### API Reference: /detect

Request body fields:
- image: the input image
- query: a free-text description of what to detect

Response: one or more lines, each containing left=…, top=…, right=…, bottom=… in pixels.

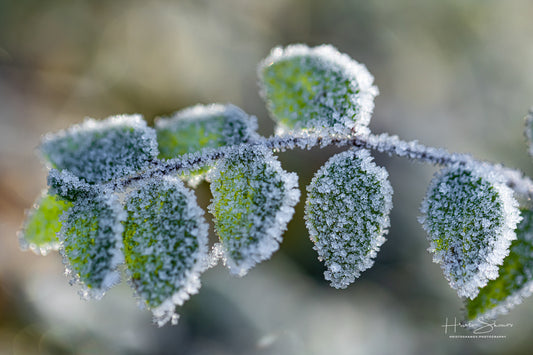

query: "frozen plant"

left=19, top=44, right=533, bottom=328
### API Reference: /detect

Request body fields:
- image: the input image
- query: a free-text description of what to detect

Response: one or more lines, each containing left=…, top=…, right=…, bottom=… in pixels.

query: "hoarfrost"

left=208, top=145, right=300, bottom=276
left=305, top=148, right=393, bottom=288
left=123, top=176, right=209, bottom=326
left=155, top=103, right=258, bottom=157
left=59, top=192, right=126, bottom=300
left=362, top=133, right=472, bottom=166
left=258, top=44, right=378, bottom=135
left=466, top=209, right=533, bottom=327
left=155, top=104, right=259, bottom=186
left=419, top=163, right=521, bottom=299
left=40, top=114, right=158, bottom=184
left=18, top=190, right=72, bottom=255
left=206, top=242, right=226, bottom=269
left=47, top=169, right=97, bottom=201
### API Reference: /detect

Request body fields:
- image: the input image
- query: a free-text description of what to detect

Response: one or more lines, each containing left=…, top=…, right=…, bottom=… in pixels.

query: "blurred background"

left=2, top=0, right=533, bottom=354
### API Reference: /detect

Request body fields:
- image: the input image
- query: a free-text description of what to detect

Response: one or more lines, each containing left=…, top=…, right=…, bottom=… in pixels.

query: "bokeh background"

left=2, top=0, right=533, bottom=354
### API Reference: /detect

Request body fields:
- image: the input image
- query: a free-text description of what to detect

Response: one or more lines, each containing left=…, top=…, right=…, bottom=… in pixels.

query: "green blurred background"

left=2, top=0, right=533, bottom=354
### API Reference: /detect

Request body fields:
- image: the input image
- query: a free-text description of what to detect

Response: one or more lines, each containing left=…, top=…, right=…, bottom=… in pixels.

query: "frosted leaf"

left=60, top=193, right=125, bottom=300
left=525, top=108, right=533, bottom=158
left=47, top=169, right=97, bottom=201
left=40, top=114, right=158, bottom=184
left=465, top=209, right=533, bottom=327
left=156, top=103, right=258, bottom=158
left=18, top=190, right=72, bottom=255
left=123, top=176, right=209, bottom=327
left=305, top=148, right=393, bottom=289
left=258, top=44, right=378, bottom=135
left=208, top=145, right=300, bottom=276
left=419, top=164, right=521, bottom=299
left=155, top=104, right=259, bottom=186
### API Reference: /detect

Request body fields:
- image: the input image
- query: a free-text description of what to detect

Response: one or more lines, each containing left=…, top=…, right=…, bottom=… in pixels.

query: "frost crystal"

left=18, top=190, right=72, bottom=255
left=466, top=209, right=533, bottom=327
left=156, top=103, right=258, bottom=159
left=419, top=164, right=521, bottom=299
left=258, top=44, right=378, bottom=135
left=60, top=192, right=125, bottom=300
left=40, top=114, right=158, bottom=184
left=208, top=145, right=300, bottom=276
left=47, top=169, right=97, bottom=201
left=155, top=104, right=258, bottom=186
left=363, top=132, right=472, bottom=166
left=123, top=176, right=209, bottom=326
left=305, top=148, right=393, bottom=288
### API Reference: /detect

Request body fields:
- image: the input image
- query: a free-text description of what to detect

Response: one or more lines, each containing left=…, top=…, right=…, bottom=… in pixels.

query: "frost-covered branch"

left=108, top=131, right=533, bottom=200
left=20, top=43, right=533, bottom=329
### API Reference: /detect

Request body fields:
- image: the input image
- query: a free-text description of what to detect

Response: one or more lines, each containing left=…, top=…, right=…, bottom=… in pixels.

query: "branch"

left=106, top=131, right=533, bottom=200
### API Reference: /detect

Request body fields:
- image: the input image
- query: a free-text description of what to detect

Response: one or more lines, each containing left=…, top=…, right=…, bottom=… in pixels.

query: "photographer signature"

left=442, top=317, right=513, bottom=335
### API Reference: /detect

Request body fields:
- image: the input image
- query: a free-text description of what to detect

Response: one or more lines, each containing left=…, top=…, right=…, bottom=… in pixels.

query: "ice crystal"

left=40, top=114, right=158, bottom=184
left=208, top=145, right=300, bottom=276
left=18, top=190, right=72, bottom=255
left=156, top=103, right=258, bottom=158
left=466, top=209, right=533, bottom=327
left=60, top=193, right=125, bottom=300
left=362, top=132, right=472, bottom=166
left=47, top=169, right=97, bottom=201
left=258, top=44, right=378, bottom=135
left=305, top=148, right=393, bottom=288
left=123, top=176, right=209, bottom=326
left=155, top=104, right=258, bottom=186
left=419, top=164, right=521, bottom=299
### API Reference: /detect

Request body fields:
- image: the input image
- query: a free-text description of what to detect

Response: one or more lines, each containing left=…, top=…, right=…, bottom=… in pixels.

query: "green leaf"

left=465, top=209, right=533, bottom=327
left=156, top=104, right=258, bottom=159
left=419, top=164, right=521, bottom=299
left=40, top=114, right=158, bottom=184
left=258, top=44, right=378, bottom=135
left=19, top=191, right=72, bottom=255
left=60, top=193, right=125, bottom=299
left=305, top=149, right=393, bottom=289
left=208, top=146, right=300, bottom=276
left=155, top=104, right=258, bottom=186
left=123, top=176, right=209, bottom=326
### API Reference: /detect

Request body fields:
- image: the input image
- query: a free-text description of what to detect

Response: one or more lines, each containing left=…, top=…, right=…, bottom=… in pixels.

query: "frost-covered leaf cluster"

left=305, top=148, right=393, bottom=288
left=466, top=209, right=533, bottom=327
left=20, top=101, right=295, bottom=326
left=60, top=192, right=125, bottom=300
left=123, top=177, right=209, bottom=326
left=18, top=42, right=533, bottom=329
left=208, top=146, right=300, bottom=276
left=259, top=44, right=378, bottom=135
left=40, top=114, right=158, bottom=184
left=420, top=164, right=521, bottom=299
